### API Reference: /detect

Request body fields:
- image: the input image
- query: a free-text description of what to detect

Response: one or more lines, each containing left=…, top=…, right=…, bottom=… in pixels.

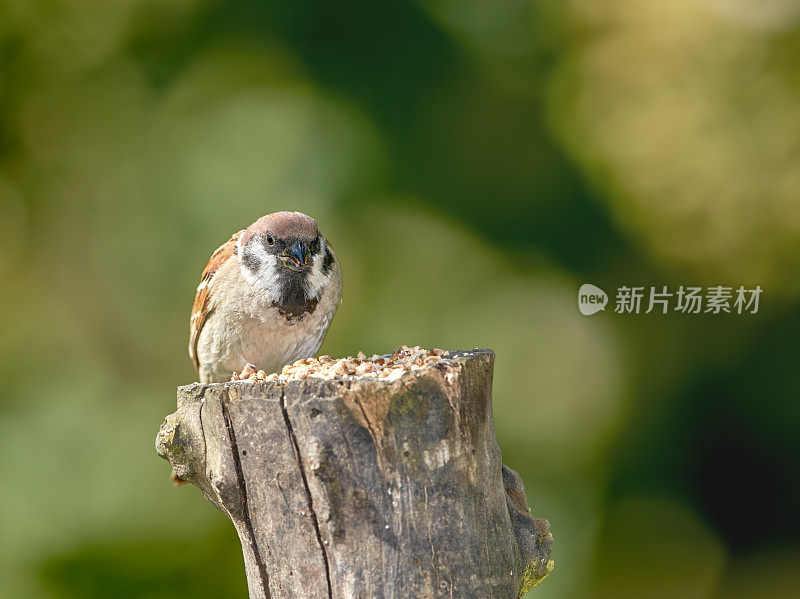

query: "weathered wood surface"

left=156, top=349, right=553, bottom=598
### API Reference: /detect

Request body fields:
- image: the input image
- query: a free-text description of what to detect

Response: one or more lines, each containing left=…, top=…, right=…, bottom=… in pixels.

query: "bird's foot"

left=231, top=363, right=269, bottom=382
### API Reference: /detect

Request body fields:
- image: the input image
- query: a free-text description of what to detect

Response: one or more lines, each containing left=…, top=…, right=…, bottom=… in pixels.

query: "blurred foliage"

left=0, top=1, right=799, bottom=598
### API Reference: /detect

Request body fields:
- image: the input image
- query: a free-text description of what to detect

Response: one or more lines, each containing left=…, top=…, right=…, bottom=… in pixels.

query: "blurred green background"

left=2, top=0, right=799, bottom=597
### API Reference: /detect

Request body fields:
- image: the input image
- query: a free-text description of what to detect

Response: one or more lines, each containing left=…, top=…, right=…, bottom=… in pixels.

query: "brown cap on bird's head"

left=245, top=211, right=319, bottom=243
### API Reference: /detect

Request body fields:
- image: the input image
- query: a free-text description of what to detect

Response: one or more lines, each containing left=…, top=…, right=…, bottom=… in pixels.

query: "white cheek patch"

left=304, top=245, right=333, bottom=300
left=238, top=236, right=280, bottom=294
left=258, top=258, right=280, bottom=294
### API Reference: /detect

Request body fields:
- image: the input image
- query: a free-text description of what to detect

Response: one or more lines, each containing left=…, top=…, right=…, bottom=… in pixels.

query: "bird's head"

left=237, top=212, right=336, bottom=314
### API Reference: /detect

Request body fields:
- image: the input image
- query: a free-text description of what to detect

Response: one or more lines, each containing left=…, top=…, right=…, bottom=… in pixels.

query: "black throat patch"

left=273, top=271, right=319, bottom=321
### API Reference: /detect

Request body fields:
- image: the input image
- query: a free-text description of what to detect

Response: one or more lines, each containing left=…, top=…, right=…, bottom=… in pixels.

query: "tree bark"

left=156, top=349, right=553, bottom=598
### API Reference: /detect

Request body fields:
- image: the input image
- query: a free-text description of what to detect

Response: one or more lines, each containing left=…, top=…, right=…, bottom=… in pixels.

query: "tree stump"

left=156, top=349, right=553, bottom=598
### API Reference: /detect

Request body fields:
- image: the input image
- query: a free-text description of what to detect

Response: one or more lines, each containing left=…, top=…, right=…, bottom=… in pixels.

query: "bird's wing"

left=189, top=230, right=243, bottom=372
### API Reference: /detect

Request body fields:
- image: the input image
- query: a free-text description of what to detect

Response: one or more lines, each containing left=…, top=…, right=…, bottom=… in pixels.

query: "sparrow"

left=189, top=211, right=342, bottom=383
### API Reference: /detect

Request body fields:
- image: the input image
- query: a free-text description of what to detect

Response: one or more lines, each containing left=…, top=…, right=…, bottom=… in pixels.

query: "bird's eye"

left=266, top=234, right=275, bottom=247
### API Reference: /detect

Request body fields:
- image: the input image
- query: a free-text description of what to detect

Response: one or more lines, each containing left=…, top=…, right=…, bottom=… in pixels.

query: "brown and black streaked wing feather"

left=189, top=230, right=243, bottom=372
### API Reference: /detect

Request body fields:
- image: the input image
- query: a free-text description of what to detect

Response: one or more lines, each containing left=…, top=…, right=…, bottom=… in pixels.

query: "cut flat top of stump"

left=178, top=347, right=494, bottom=395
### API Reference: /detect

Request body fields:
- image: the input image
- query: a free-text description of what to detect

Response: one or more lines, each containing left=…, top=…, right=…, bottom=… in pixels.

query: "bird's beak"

left=281, top=240, right=309, bottom=272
